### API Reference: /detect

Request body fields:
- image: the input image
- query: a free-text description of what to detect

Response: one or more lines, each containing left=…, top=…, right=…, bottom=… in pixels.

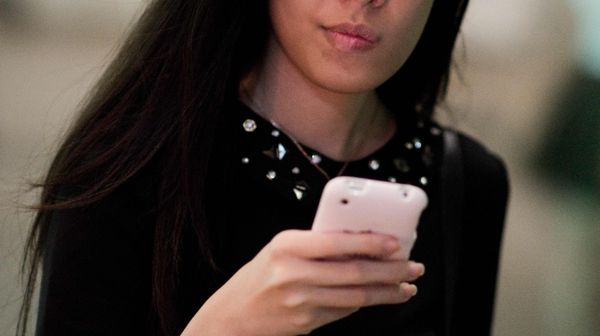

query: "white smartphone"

left=311, top=176, right=429, bottom=259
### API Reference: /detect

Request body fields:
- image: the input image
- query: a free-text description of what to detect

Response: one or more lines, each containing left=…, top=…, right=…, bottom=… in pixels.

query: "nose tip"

left=342, top=0, right=387, bottom=9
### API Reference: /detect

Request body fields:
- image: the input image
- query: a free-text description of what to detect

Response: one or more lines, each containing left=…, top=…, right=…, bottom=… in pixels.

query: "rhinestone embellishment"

left=413, top=138, right=423, bottom=149
left=369, top=159, right=380, bottom=171
left=243, top=119, right=257, bottom=132
left=293, top=189, right=305, bottom=200
left=238, top=104, right=437, bottom=195
left=276, top=144, right=287, bottom=160
left=293, top=181, right=309, bottom=200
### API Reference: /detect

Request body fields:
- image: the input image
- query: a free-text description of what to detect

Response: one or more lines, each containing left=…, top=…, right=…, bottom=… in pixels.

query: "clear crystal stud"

left=405, top=142, right=414, bottom=150
left=413, top=138, right=422, bottom=149
left=311, top=154, right=322, bottom=164
left=292, top=167, right=300, bottom=174
left=276, top=143, right=287, bottom=160
left=369, top=159, right=380, bottom=171
left=271, top=129, right=280, bottom=137
left=388, top=177, right=397, bottom=183
left=241, top=157, right=250, bottom=164
left=430, top=127, right=442, bottom=136
left=266, top=170, right=277, bottom=180
left=243, top=119, right=257, bottom=132
left=420, top=176, right=428, bottom=186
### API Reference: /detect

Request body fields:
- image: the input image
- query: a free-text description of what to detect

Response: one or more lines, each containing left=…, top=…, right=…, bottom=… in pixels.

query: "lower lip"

left=324, top=29, right=377, bottom=52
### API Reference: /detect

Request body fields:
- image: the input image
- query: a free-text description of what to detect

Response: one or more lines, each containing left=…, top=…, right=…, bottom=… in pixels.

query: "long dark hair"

left=19, top=0, right=469, bottom=334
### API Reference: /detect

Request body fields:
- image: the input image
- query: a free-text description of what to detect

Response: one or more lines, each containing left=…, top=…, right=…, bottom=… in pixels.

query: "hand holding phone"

left=311, top=176, right=428, bottom=259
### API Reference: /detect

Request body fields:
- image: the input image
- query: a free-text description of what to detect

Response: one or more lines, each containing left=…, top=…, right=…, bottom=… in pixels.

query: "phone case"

left=311, top=176, right=428, bottom=259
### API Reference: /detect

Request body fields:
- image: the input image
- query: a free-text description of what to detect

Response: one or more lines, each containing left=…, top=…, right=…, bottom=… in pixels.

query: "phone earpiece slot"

left=346, top=179, right=366, bottom=191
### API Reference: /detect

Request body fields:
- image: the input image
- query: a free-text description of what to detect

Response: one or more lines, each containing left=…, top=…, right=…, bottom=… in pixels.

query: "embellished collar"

left=231, top=99, right=443, bottom=203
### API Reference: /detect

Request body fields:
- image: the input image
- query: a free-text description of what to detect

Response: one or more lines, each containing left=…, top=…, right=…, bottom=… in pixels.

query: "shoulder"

left=440, top=129, right=510, bottom=336
left=436, top=126, right=510, bottom=226
left=453, top=129, right=510, bottom=200
left=444, top=128, right=510, bottom=235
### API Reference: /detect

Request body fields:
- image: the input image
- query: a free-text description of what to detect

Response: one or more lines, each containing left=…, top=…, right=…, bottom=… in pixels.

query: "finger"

left=407, top=262, right=426, bottom=280
left=271, top=230, right=403, bottom=260
left=308, top=283, right=418, bottom=308
left=294, top=258, right=424, bottom=286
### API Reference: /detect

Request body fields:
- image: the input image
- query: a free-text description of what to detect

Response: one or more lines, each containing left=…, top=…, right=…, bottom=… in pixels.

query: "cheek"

left=269, top=1, right=316, bottom=51
left=383, top=1, right=434, bottom=71
left=270, top=2, right=345, bottom=88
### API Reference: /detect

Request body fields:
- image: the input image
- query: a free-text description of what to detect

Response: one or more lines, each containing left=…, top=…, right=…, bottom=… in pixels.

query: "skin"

left=183, top=1, right=433, bottom=335
left=241, top=0, right=434, bottom=161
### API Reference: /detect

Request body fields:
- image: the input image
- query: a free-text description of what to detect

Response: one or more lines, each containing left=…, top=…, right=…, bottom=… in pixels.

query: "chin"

left=313, top=71, right=390, bottom=94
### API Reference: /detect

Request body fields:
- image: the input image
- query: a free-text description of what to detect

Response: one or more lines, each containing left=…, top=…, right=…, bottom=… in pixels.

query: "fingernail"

left=410, top=284, right=418, bottom=296
left=408, top=262, right=426, bottom=277
left=400, top=283, right=418, bottom=297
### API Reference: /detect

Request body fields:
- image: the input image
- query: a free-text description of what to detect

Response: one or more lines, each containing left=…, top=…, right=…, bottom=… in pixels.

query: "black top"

left=36, top=100, right=509, bottom=335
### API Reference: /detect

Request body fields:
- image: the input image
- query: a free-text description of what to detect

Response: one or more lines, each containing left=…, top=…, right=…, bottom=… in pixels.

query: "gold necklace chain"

left=268, top=107, right=378, bottom=181
left=285, top=132, right=350, bottom=181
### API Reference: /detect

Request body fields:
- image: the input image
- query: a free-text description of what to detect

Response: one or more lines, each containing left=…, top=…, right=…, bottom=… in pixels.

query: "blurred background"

left=0, top=0, right=598, bottom=335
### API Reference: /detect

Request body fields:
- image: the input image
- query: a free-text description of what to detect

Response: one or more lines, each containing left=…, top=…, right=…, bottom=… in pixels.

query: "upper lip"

left=324, top=23, right=380, bottom=44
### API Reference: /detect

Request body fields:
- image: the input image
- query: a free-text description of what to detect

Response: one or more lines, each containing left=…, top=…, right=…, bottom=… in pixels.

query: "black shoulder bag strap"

left=441, top=129, right=465, bottom=336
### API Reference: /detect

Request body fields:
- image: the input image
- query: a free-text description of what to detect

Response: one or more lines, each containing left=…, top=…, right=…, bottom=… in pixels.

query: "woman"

left=19, top=0, right=509, bottom=335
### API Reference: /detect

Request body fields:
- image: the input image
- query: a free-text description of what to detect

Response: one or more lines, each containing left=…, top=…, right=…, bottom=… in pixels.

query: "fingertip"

left=410, top=284, right=418, bottom=296
left=400, top=282, right=418, bottom=297
left=408, top=262, right=426, bottom=278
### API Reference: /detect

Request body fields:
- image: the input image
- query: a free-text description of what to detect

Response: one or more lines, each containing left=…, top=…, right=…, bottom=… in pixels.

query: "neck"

left=240, top=35, right=396, bottom=162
